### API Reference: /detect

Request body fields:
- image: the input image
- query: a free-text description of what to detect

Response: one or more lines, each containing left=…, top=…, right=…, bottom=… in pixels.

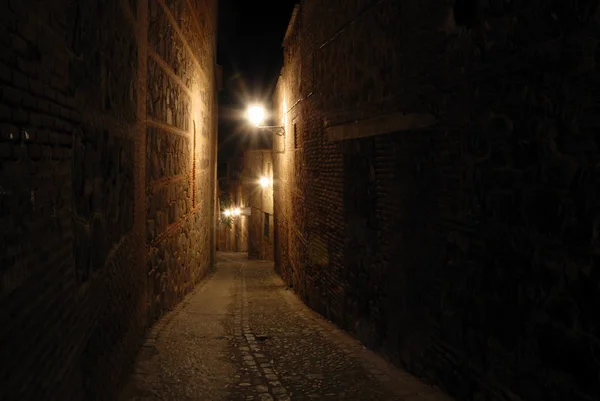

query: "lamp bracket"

left=257, top=125, right=285, bottom=136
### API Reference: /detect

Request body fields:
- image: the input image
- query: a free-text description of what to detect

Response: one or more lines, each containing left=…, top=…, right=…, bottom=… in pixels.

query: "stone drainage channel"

left=120, top=253, right=453, bottom=401
left=233, top=264, right=290, bottom=401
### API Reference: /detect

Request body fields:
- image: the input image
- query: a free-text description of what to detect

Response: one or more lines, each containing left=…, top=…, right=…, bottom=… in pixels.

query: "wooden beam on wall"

left=325, top=111, right=437, bottom=142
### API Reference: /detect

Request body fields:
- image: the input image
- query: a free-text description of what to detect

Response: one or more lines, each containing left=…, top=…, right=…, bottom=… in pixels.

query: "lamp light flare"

left=233, top=208, right=241, bottom=216
left=259, top=176, right=272, bottom=188
left=247, top=105, right=265, bottom=126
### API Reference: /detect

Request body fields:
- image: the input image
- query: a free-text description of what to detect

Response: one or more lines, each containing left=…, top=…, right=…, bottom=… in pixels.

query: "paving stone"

left=121, top=253, right=452, bottom=401
left=272, top=386, right=287, bottom=395
left=255, top=385, right=269, bottom=393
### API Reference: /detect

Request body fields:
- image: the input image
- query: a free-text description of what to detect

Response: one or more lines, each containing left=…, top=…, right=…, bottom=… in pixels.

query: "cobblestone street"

left=120, top=253, right=452, bottom=401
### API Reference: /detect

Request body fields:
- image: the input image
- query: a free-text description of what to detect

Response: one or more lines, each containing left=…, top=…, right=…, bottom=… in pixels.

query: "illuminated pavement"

left=120, top=252, right=452, bottom=401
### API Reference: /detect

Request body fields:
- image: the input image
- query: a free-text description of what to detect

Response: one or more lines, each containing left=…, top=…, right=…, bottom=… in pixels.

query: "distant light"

left=247, top=105, right=265, bottom=126
left=223, top=209, right=232, bottom=217
left=233, top=208, right=241, bottom=216
left=259, top=176, right=271, bottom=188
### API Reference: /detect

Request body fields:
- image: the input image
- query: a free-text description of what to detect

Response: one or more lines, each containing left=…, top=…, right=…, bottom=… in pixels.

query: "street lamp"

left=247, top=105, right=265, bottom=126
left=259, top=176, right=272, bottom=188
left=223, top=208, right=241, bottom=217
left=246, top=105, right=285, bottom=136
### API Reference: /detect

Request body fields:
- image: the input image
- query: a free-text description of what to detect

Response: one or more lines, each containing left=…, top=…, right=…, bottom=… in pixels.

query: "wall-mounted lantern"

left=246, top=105, right=285, bottom=136
left=259, top=176, right=272, bottom=188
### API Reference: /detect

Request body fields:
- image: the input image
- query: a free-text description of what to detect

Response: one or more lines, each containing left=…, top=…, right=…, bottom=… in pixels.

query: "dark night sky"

left=216, top=0, right=297, bottom=172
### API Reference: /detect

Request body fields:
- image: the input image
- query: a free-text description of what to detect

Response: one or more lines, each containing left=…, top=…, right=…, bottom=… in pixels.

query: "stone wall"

left=0, top=0, right=218, bottom=399
left=243, top=149, right=274, bottom=261
left=274, top=1, right=600, bottom=400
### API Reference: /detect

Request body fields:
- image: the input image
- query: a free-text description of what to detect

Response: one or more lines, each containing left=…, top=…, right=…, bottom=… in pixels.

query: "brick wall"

left=243, top=149, right=274, bottom=261
left=274, top=1, right=600, bottom=400
left=0, top=0, right=218, bottom=399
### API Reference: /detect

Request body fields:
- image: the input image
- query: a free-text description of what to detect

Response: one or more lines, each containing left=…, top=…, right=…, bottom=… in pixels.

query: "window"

left=293, top=123, right=301, bottom=149
left=264, top=212, right=270, bottom=237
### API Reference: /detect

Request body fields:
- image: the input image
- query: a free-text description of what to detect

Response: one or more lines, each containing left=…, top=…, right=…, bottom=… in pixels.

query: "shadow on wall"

left=271, top=0, right=600, bottom=400
left=0, top=0, right=218, bottom=399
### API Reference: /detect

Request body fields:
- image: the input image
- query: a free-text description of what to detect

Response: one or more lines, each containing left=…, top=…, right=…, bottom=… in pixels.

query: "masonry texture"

left=273, top=1, right=600, bottom=401
left=121, top=252, right=452, bottom=401
left=242, top=149, right=274, bottom=261
left=0, top=0, right=218, bottom=400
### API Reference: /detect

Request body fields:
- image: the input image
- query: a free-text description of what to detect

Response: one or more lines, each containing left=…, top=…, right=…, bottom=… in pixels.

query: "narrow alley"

left=3, top=0, right=600, bottom=400
left=120, top=253, right=450, bottom=401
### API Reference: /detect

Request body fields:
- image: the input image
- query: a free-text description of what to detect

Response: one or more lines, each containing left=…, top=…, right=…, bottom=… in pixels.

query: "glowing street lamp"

left=247, top=105, right=265, bottom=126
left=246, top=104, right=285, bottom=136
left=223, top=208, right=242, bottom=217
left=259, top=176, right=272, bottom=188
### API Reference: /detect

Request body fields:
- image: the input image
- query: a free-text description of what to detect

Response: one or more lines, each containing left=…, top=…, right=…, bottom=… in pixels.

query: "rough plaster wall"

left=0, top=0, right=217, bottom=399
left=244, top=150, right=274, bottom=261
left=274, top=1, right=600, bottom=400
